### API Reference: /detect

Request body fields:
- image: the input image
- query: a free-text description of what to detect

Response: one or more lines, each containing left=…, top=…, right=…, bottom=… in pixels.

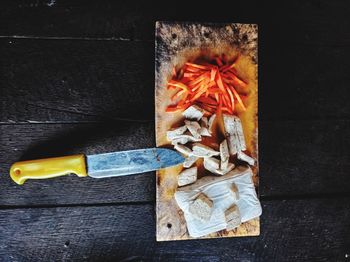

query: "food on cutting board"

left=165, top=57, right=259, bottom=236
left=178, top=166, right=197, bottom=186
left=189, top=193, right=213, bottom=221
left=225, top=204, right=241, bottom=230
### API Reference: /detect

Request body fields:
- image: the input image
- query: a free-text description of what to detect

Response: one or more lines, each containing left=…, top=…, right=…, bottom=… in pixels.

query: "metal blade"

left=86, top=148, right=184, bottom=178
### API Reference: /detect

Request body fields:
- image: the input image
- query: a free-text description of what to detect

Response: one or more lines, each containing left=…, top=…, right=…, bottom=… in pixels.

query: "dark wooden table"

left=1, top=1, right=349, bottom=261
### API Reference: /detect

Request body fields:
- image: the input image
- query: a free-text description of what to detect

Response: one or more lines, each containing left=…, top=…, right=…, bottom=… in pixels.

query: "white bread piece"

left=192, top=143, right=220, bottom=158
left=237, top=151, right=255, bottom=166
left=174, top=144, right=192, bottom=156
left=189, top=193, right=213, bottom=221
left=185, top=120, right=201, bottom=139
left=178, top=167, right=197, bottom=186
left=171, top=134, right=201, bottom=145
left=166, top=125, right=187, bottom=141
left=220, top=139, right=230, bottom=170
left=208, top=113, right=216, bottom=134
left=214, top=163, right=235, bottom=176
left=204, top=157, right=234, bottom=176
left=223, top=114, right=246, bottom=155
left=225, top=204, right=241, bottom=230
left=183, top=155, right=199, bottom=168
left=199, top=127, right=211, bottom=137
left=182, top=105, right=205, bottom=120
left=203, top=157, right=220, bottom=172
left=231, top=183, right=240, bottom=201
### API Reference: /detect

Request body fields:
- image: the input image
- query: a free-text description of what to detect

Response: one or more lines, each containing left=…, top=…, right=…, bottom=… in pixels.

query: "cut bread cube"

left=178, top=167, right=197, bottom=186
left=182, top=105, right=204, bottom=120
left=220, top=139, right=230, bottom=170
left=171, top=134, right=201, bottom=145
left=185, top=120, right=201, bottom=139
left=203, top=157, right=220, bottom=172
left=225, top=204, right=241, bottom=230
left=237, top=151, right=255, bottom=166
left=174, top=144, right=192, bottom=156
left=189, top=193, right=213, bottom=221
left=223, top=114, right=246, bottom=155
left=192, top=143, right=220, bottom=157
left=166, top=125, right=187, bottom=141
left=199, top=127, right=211, bottom=137
left=183, top=155, right=199, bottom=168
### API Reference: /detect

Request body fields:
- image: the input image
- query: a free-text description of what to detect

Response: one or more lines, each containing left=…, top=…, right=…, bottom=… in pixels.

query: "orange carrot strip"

left=185, top=62, right=210, bottom=70
left=168, top=80, right=191, bottom=92
left=166, top=106, right=181, bottom=112
left=210, top=68, right=217, bottom=81
left=226, top=87, right=235, bottom=112
left=172, top=67, right=177, bottom=77
left=228, top=84, right=246, bottom=111
left=171, top=89, right=186, bottom=101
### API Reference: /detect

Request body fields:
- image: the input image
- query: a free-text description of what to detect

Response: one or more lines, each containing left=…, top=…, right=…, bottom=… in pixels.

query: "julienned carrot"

left=166, top=56, right=247, bottom=115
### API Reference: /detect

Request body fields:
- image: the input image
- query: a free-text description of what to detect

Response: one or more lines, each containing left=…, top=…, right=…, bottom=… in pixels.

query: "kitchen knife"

left=9, top=148, right=185, bottom=185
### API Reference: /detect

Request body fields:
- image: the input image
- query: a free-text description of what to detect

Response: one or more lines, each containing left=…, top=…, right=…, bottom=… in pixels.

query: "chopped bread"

left=220, top=139, right=230, bottom=170
left=178, top=167, right=197, bottom=186
left=166, top=125, right=187, bottom=141
left=225, top=204, right=241, bottom=230
left=231, top=183, right=240, bottom=201
left=203, top=157, right=220, bottom=172
left=185, top=120, right=201, bottom=139
left=174, top=144, right=192, bottom=156
left=182, top=105, right=205, bottom=120
left=223, top=114, right=246, bottom=155
left=192, top=143, right=220, bottom=158
left=171, top=134, right=201, bottom=145
left=199, top=127, right=211, bottom=137
left=208, top=113, right=216, bottom=134
left=189, top=193, right=213, bottom=221
left=237, top=151, right=255, bottom=166
left=214, top=163, right=235, bottom=176
left=183, top=155, right=199, bottom=168
left=203, top=157, right=234, bottom=176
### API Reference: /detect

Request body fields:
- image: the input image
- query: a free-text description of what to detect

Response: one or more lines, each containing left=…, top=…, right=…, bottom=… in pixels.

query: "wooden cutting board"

left=155, top=22, right=258, bottom=241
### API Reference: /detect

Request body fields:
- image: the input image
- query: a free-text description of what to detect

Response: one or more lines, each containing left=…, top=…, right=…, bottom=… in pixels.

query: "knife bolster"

left=10, top=154, right=88, bottom=185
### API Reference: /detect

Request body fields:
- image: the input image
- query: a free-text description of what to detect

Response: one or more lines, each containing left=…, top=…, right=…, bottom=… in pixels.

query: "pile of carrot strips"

left=166, top=54, right=247, bottom=116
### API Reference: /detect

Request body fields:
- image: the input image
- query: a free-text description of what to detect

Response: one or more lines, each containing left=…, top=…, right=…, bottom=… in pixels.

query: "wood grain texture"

left=1, top=120, right=349, bottom=206
left=1, top=0, right=350, bottom=46
left=0, top=198, right=349, bottom=261
left=1, top=39, right=350, bottom=124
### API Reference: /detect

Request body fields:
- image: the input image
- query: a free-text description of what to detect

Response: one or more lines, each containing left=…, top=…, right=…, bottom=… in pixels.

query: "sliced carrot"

left=228, top=84, right=246, bottom=111
left=185, top=62, right=210, bottom=70
left=215, top=57, right=223, bottom=67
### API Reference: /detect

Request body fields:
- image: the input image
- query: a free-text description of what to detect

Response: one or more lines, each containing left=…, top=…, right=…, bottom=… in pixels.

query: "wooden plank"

left=1, top=120, right=349, bottom=205
left=0, top=198, right=349, bottom=261
left=0, top=0, right=350, bottom=45
left=1, top=39, right=350, bottom=123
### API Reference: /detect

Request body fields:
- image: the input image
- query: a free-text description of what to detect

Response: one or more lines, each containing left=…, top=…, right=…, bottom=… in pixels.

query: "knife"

left=9, top=148, right=185, bottom=185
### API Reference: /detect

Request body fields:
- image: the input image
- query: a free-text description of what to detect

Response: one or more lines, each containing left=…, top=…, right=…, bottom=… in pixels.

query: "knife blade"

left=10, top=148, right=185, bottom=185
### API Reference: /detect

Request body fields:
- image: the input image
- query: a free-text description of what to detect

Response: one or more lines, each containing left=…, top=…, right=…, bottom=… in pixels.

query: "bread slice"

left=225, top=204, right=241, bottom=230
left=189, top=193, right=213, bottom=221
left=178, top=167, right=197, bottom=186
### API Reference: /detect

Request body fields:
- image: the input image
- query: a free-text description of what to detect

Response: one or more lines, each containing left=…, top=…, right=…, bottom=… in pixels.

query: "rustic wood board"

left=155, top=22, right=258, bottom=241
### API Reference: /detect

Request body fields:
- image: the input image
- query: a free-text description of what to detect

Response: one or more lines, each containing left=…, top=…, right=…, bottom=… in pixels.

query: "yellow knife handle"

left=10, top=154, right=88, bottom=185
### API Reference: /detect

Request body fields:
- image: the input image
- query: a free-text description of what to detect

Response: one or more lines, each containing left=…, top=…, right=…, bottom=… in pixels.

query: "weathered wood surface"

left=0, top=120, right=349, bottom=206
left=0, top=198, right=349, bottom=261
left=1, top=0, right=350, bottom=46
left=1, top=39, right=350, bottom=123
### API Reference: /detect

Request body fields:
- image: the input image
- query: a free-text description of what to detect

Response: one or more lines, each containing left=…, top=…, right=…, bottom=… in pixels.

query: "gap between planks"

left=1, top=193, right=349, bottom=210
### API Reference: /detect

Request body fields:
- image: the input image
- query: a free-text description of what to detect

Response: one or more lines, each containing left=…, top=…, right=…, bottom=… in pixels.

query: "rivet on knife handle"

left=9, top=154, right=88, bottom=185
